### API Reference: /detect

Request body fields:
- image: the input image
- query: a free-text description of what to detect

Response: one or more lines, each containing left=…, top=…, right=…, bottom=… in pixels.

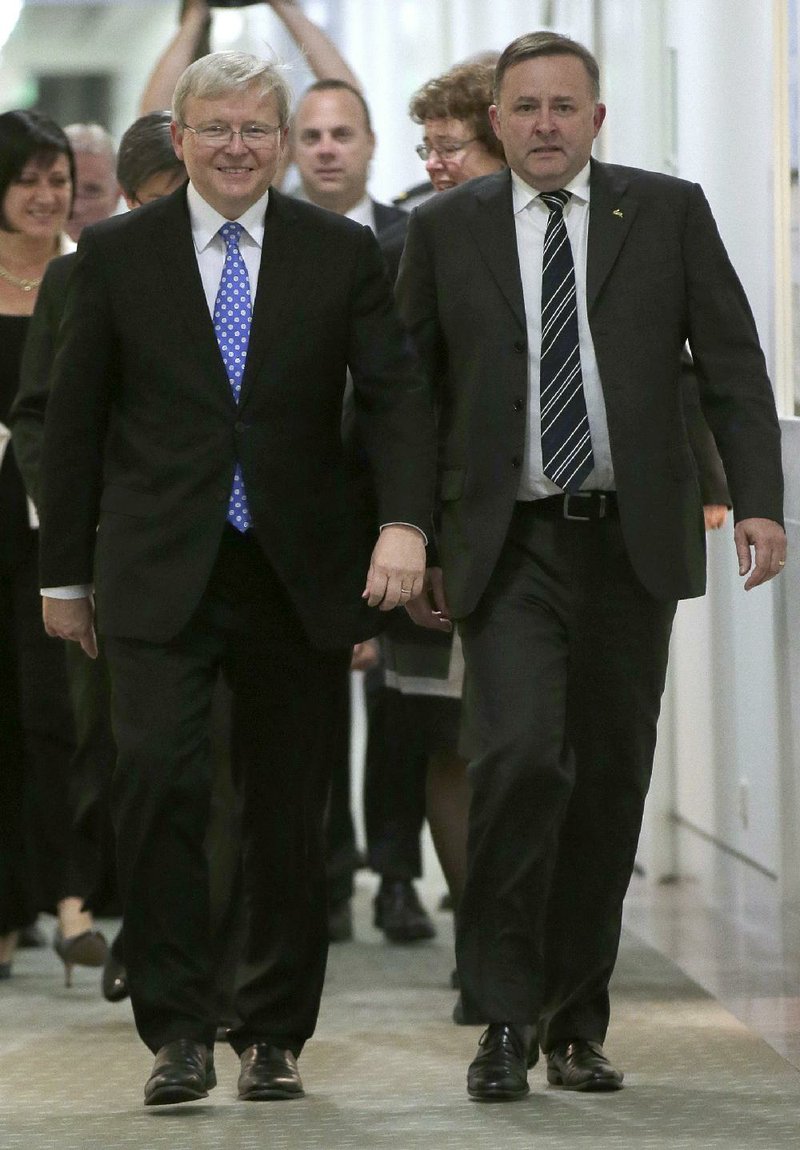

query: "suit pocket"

left=100, top=484, right=158, bottom=518
left=439, top=468, right=465, bottom=502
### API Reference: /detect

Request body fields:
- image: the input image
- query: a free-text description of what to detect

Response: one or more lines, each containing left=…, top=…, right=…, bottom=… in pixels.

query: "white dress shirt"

left=511, top=164, right=615, bottom=499
left=344, top=194, right=377, bottom=232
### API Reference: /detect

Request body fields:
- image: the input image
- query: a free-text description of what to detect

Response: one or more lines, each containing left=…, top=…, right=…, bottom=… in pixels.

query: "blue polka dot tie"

left=214, top=221, right=252, bottom=533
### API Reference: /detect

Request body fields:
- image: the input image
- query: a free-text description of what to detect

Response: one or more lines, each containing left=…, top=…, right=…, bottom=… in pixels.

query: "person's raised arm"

left=266, top=0, right=361, bottom=88
left=138, top=0, right=211, bottom=116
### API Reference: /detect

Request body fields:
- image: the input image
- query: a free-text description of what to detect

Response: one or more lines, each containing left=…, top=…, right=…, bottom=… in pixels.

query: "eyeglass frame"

left=181, top=122, right=283, bottom=148
left=415, top=137, right=479, bottom=162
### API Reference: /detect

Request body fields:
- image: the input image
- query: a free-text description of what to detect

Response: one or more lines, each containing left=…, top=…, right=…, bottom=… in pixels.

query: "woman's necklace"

left=0, top=261, right=43, bottom=292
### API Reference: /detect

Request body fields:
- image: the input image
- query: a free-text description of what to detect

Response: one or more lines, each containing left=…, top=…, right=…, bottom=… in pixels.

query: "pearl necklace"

left=0, top=262, right=42, bottom=292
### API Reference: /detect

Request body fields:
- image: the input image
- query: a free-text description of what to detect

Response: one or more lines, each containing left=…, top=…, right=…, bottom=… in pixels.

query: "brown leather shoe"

left=546, top=1039, right=624, bottom=1091
left=237, top=1043, right=304, bottom=1100
left=467, top=1024, right=538, bottom=1102
left=144, top=1039, right=216, bottom=1106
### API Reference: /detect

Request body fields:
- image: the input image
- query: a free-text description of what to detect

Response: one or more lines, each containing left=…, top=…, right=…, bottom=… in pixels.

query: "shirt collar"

left=186, top=182, right=270, bottom=252
left=511, top=161, right=592, bottom=216
left=344, top=194, right=375, bottom=229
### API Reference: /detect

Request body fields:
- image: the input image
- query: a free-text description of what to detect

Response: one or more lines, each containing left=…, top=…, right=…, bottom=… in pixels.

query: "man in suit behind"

left=39, top=50, right=435, bottom=1107
left=292, top=77, right=438, bottom=944
left=398, top=31, right=786, bottom=1101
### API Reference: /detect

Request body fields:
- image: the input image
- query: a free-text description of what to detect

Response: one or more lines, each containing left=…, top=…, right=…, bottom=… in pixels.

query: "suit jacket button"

left=513, top=340, right=526, bottom=353
left=234, top=420, right=246, bottom=433
left=512, top=456, right=522, bottom=469
left=514, top=399, right=523, bottom=411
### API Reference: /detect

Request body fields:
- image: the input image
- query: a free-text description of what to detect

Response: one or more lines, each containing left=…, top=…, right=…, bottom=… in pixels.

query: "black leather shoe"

left=467, top=1023, right=538, bottom=1102
left=328, top=899, right=353, bottom=942
left=373, top=879, right=436, bottom=943
left=238, top=1043, right=304, bottom=1100
left=546, top=1039, right=624, bottom=1092
left=101, top=953, right=129, bottom=1002
left=144, top=1040, right=216, bottom=1106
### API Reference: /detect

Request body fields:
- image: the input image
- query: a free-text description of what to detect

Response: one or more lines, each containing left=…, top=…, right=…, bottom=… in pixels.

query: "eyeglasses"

left=182, top=123, right=282, bottom=148
left=415, top=137, right=478, bottom=161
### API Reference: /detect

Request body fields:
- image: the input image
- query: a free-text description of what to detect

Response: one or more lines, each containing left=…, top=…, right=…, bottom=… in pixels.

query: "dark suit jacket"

left=38, top=185, right=435, bottom=649
left=373, top=199, right=406, bottom=237
left=396, top=161, right=783, bottom=613
left=10, top=253, right=75, bottom=507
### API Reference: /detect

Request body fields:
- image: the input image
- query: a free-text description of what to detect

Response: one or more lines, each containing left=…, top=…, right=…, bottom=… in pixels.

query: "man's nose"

left=225, top=130, right=248, bottom=154
left=535, top=108, right=556, bottom=134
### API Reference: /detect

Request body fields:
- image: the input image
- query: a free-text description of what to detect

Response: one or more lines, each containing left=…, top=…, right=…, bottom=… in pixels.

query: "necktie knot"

left=220, top=221, right=243, bottom=249
left=539, top=189, right=571, bottom=214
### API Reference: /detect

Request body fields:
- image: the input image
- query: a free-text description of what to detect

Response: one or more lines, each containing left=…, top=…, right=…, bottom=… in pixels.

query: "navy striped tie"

left=539, top=190, right=593, bottom=493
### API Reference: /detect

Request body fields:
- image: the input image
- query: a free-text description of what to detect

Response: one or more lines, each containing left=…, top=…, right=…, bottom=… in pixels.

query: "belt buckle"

left=563, top=492, right=605, bottom=521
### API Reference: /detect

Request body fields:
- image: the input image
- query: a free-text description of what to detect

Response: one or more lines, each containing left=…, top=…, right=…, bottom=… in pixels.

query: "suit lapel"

left=587, top=159, right=638, bottom=311
left=150, top=189, right=232, bottom=399
left=238, top=188, right=301, bottom=405
left=466, top=171, right=526, bottom=331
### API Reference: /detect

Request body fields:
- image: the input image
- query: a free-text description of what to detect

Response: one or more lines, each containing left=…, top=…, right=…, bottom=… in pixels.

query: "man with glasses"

left=38, top=50, right=435, bottom=1108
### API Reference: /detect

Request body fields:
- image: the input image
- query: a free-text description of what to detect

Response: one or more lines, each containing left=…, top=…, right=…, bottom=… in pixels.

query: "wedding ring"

left=400, top=586, right=411, bottom=594
left=779, top=560, right=786, bottom=566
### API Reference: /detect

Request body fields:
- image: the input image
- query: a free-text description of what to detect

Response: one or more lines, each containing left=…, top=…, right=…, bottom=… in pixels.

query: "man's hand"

left=43, top=596, right=98, bottom=659
left=363, top=524, right=426, bottom=611
left=405, top=566, right=453, bottom=632
left=734, top=517, right=787, bottom=591
left=703, top=504, right=728, bottom=532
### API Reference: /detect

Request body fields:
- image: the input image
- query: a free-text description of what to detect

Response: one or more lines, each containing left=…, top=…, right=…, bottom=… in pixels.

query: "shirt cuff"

left=41, top=585, right=93, bottom=599
left=380, top=521, right=428, bottom=547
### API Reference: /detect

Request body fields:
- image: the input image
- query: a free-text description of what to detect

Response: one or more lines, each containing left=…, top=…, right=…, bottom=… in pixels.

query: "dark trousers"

left=323, top=669, right=359, bottom=909
left=456, top=502, right=676, bottom=1050
left=0, top=537, right=74, bottom=929
left=64, top=642, right=117, bottom=909
left=363, top=665, right=427, bottom=879
left=66, top=640, right=240, bottom=986
left=104, top=527, right=350, bottom=1056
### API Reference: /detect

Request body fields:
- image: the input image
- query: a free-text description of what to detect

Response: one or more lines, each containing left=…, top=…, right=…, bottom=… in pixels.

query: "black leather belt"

left=518, top=491, right=618, bottom=521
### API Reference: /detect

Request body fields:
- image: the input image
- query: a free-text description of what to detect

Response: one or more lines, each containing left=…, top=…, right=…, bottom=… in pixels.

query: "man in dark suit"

left=38, top=50, right=435, bottom=1107
left=398, top=31, right=786, bottom=1101
left=292, top=78, right=436, bottom=945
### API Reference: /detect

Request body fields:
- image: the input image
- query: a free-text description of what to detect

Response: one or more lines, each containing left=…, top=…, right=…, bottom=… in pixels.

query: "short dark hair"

left=494, top=32, right=601, bottom=102
left=299, top=79, right=373, bottom=135
left=409, top=63, right=505, bottom=164
left=116, top=111, right=185, bottom=201
left=0, top=109, right=75, bottom=232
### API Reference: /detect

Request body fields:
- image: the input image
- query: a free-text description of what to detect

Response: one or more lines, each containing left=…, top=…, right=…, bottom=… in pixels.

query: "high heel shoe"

left=53, top=927, right=108, bottom=987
